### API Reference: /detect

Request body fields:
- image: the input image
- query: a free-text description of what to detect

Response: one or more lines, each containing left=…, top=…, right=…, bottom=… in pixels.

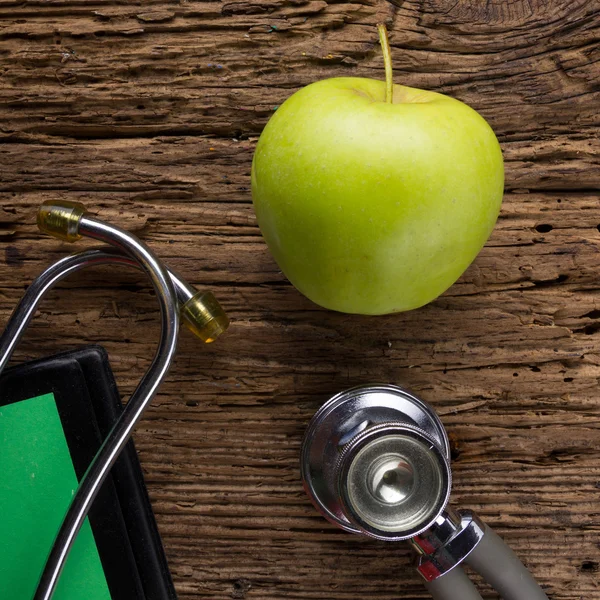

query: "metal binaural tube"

left=0, top=247, right=195, bottom=376
left=32, top=214, right=181, bottom=600
left=33, top=204, right=229, bottom=346
left=1, top=203, right=228, bottom=599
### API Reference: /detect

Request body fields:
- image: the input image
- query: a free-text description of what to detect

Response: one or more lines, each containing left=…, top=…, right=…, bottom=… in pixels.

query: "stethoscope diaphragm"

left=301, top=384, right=451, bottom=539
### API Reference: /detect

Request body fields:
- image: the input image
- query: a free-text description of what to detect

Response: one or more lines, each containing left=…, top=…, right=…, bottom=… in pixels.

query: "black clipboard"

left=0, top=346, right=178, bottom=600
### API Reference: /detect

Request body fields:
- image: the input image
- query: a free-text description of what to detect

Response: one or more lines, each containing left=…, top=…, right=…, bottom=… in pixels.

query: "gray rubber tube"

left=465, top=526, right=549, bottom=600
left=425, top=566, right=484, bottom=600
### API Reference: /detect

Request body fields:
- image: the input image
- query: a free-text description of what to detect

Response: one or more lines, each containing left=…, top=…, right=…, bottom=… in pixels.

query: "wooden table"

left=1, top=1, right=599, bottom=598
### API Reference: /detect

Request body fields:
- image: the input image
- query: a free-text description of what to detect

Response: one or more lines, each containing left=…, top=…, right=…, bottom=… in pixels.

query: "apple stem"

left=377, top=23, right=394, bottom=104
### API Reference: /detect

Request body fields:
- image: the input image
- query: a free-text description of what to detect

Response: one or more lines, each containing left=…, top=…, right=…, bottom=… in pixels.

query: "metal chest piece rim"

left=301, top=384, right=452, bottom=541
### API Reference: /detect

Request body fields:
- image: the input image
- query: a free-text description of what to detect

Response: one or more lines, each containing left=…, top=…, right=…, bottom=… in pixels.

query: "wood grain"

left=1, top=1, right=599, bottom=598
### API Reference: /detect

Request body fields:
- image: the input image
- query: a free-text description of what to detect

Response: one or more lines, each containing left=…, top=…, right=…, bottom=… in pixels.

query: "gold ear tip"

left=37, top=201, right=87, bottom=243
left=182, top=291, right=230, bottom=343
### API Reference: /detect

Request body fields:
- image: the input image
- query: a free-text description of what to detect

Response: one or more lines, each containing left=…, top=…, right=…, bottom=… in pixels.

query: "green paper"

left=0, top=393, right=111, bottom=600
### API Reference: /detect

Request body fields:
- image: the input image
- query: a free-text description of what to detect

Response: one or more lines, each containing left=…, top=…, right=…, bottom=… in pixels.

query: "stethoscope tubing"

left=466, top=525, right=548, bottom=600
left=425, top=525, right=548, bottom=600
left=425, top=567, right=483, bottom=600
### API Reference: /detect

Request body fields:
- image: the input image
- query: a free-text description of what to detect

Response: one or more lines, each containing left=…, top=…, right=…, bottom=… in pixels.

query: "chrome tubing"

left=0, top=247, right=195, bottom=376
left=411, top=509, right=485, bottom=581
left=32, top=214, right=180, bottom=600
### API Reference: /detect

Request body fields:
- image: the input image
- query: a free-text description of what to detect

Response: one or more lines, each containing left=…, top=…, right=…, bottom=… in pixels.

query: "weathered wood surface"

left=1, top=1, right=599, bottom=598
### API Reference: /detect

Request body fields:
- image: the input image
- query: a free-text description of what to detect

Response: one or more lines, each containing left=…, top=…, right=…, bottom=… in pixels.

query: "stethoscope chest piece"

left=301, top=384, right=452, bottom=541
left=301, top=384, right=550, bottom=600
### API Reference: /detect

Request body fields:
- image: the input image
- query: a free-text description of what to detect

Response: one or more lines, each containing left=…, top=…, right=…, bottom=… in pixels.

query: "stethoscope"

left=0, top=202, right=549, bottom=600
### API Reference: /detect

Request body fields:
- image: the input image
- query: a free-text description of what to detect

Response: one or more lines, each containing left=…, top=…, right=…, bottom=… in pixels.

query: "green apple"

left=251, top=27, right=503, bottom=315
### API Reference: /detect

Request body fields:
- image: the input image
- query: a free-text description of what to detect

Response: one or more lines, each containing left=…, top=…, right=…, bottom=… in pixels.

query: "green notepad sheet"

left=0, top=392, right=111, bottom=600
